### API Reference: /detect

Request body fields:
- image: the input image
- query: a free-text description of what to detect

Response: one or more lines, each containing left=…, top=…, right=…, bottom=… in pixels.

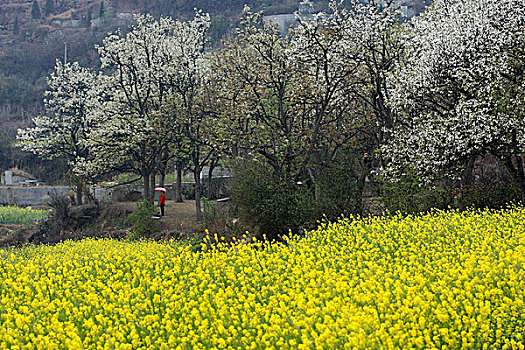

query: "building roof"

left=6, top=168, right=35, bottom=179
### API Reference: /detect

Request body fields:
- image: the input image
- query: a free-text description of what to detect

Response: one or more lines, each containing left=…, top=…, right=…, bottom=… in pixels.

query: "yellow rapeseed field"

left=1, top=208, right=524, bottom=349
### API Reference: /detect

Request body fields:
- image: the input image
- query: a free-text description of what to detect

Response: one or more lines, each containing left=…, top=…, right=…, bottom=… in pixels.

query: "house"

left=1, top=168, right=42, bottom=186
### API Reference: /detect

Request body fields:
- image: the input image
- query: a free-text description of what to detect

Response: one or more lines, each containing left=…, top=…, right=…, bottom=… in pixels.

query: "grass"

left=0, top=205, right=51, bottom=225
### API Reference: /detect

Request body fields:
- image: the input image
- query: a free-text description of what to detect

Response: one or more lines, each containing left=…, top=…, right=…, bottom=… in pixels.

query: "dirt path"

left=156, top=200, right=203, bottom=235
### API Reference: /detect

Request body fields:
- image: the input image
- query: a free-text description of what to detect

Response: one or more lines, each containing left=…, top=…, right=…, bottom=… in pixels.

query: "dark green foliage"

left=0, top=130, right=15, bottom=171
left=314, top=156, right=364, bottom=220
left=380, top=171, right=521, bottom=215
left=201, top=197, right=219, bottom=230
left=380, top=172, right=451, bottom=215
left=45, top=0, right=55, bottom=16
left=13, top=17, right=19, bottom=35
left=99, top=1, right=105, bottom=18
left=86, top=9, right=92, bottom=27
left=201, top=197, right=245, bottom=241
left=126, top=200, right=160, bottom=239
left=454, top=182, right=522, bottom=210
left=31, top=0, right=41, bottom=19
left=229, top=159, right=315, bottom=240
left=209, top=16, right=230, bottom=42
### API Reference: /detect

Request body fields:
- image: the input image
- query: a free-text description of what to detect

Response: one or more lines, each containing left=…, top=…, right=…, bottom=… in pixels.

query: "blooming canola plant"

left=1, top=208, right=524, bottom=349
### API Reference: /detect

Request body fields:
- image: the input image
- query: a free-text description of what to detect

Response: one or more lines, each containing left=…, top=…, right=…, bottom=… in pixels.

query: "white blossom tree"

left=286, top=3, right=360, bottom=192
left=210, top=8, right=300, bottom=182
left=211, top=6, right=361, bottom=185
left=287, top=0, right=404, bottom=198
left=81, top=12, right=210, bottom=203
left=211, top=2, right=404, bottom=203
left=383, top=0, right=525, bottom=201
left=17, top=60, right=99, bottom=204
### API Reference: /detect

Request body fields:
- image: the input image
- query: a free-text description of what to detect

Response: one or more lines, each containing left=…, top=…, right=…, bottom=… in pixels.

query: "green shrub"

left=454, top=182, right=521, bottom=210
left=380, top=173, right=452, bottom=215
left=126, top=200, right=159, bottom=239
left=229, top=159, right=314, bottom=240
left=315, top=156, right=365, bottom=220
left=201, top=197, right=220, bottom=229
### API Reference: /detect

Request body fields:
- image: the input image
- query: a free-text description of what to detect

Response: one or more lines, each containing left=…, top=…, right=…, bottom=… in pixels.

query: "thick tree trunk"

left=143, top=173, right=153, bottom=204
left=462, top=156, right=477, bottom=187
left=159, top=157, right=168, bottom=188
left=356, top=153, right=370, bottom=216
left=150, top=171, right=156, bottom=203
left=159, top=172, right=165, bottom=188
left=307, top=167, right=320, bottom=201
left=175, top=162, right=183, bottom=202
left=76, top=183, right=83, bottom=206
left=516, top=156, right=525, bottom=205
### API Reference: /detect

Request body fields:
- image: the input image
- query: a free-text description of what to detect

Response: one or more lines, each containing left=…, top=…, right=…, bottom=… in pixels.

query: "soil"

left=0, top=200, right=205, bottom=248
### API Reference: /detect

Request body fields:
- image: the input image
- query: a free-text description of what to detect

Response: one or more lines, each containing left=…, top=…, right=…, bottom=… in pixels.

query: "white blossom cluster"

left=17, top=61, right=99, bottom=169
left=211, top=1, right=402, bottom=180
left=383, top=0, right=525, bottom=185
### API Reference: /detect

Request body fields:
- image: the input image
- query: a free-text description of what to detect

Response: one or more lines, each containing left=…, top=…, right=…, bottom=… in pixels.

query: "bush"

left=381, top=173, right=521, bottom=214
left=126, top=200, right=159, bottom=239
left=454, top=182, right=522, bottom=210
left=380, top=173, right=452, bottom=215
left=229, top=159, right=314, bottom=240
left=0, top=206, right=51, bottom=225
left=315, top=155, right=365, bottom=220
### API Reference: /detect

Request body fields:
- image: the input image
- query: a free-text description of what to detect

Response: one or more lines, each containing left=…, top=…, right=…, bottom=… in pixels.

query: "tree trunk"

left=356, top=153, right=370, bottom=216
left=207, top=158, right=219, bottom=200
left=175, top=161, right=183, bottom=202
left=159, top=156, right=168, bottom=188
left=462, top=156, right=477, bottom=187
left=150, top=171, right=156, bottom=203
left=143, top=173, right=153, bottom=204
left=307, top=167, right=320, bottom=201
left=76, top=183, right=83, bottom=206
left=194, top=166, right=202, bottom=221
left=159, top=170, right=165, bottom=188
left=516, top=156, right=525, bottom=205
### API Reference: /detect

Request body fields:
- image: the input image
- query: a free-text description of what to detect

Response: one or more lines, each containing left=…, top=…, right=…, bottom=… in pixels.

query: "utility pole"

left=64, top=41, right=68, bottom=64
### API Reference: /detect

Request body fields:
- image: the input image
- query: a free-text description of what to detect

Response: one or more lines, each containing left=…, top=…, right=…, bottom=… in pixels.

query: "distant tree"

left=13, top=17, right=19, bottom=34
left=45, top=0, right=55, bottom=16
left=86, top=8, right=92, bottom=27
left=0, top=130, right=14, bottom=171
left=31, top=0, right=42, bottom=20
left=102, top=0, right=114, bottom=19
left=99, top=1, right=104, bottom=18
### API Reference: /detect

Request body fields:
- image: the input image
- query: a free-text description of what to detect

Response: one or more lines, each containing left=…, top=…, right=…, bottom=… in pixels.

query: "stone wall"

left=0, top=177, right=232, bottom=206
left=0, top=186, right=70, bottom=206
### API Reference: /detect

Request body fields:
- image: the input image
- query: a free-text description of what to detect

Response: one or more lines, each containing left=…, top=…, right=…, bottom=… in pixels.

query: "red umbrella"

left=154, top=187, right=167, bottom=192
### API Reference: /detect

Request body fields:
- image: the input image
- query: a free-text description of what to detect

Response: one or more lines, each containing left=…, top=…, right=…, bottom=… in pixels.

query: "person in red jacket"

left=159, top=191, right=166, bottom=216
